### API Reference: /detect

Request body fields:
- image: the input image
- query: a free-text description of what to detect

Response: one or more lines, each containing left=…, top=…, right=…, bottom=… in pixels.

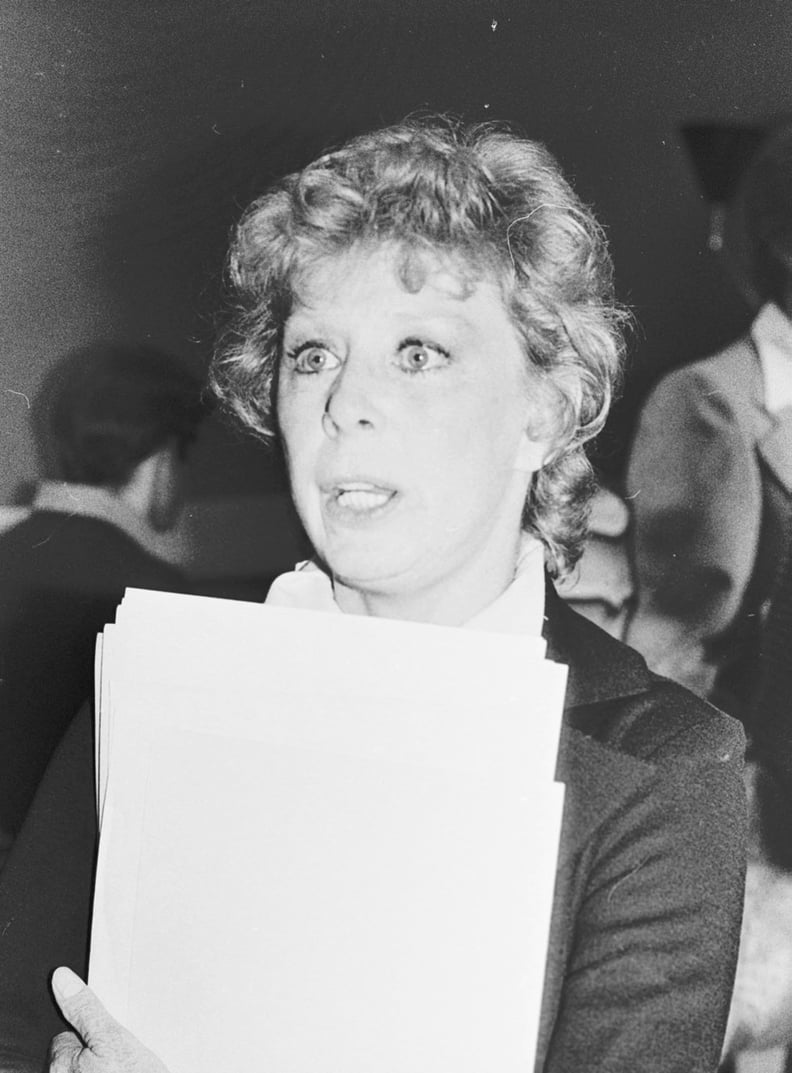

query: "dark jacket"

left=539, top=589, right=746, bottom=1071
left=0, top=589, right=747, bottom=1072
left=0, top=509, right=185, bottom=847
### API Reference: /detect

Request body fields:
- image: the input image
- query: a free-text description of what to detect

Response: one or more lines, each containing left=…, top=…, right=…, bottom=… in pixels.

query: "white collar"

left=265, top=535, right=546, bottom=637
left=751, top=302, right=792, bottom=415
left=32, top=480, right=167, bottom=558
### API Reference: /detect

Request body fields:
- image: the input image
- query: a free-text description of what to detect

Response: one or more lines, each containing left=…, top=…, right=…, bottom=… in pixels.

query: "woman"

left=2, top=117, right=745, bottom=1072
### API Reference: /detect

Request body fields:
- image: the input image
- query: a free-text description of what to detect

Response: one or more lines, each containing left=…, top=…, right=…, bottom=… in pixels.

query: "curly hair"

left=211, top=116, right=627, bottom=576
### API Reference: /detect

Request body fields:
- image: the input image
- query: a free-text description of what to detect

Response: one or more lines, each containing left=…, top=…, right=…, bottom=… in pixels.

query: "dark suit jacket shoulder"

left=0, top=511, right=186, bottom=615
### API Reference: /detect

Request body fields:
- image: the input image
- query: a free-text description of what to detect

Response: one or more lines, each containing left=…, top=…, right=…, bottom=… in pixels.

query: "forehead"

left=288, top=243, right=509, bottom=321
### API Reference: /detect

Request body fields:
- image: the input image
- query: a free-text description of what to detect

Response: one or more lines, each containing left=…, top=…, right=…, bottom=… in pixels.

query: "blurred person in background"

left=0, top=343, right=206, bottom=866
left=627, top=123, right=792, bottom=1073
left=626, top=122, right=792, bottom=726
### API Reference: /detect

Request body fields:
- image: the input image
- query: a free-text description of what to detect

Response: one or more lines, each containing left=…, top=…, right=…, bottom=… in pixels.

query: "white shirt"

left=265, top=534, right=547, bottom=637
left=752, top=302, right=792, bottom=415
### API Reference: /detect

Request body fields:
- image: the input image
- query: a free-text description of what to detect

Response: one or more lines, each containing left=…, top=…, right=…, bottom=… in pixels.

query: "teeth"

left=337, top=489, right=392, bottom=511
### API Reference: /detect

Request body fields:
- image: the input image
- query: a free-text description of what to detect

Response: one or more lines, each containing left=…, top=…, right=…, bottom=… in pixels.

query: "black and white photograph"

left=2, top=3, right=792, bottom=1071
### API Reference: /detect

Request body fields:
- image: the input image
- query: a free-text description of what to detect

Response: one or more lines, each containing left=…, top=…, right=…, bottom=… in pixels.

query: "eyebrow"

left=283, top=337, right=328, bottom=353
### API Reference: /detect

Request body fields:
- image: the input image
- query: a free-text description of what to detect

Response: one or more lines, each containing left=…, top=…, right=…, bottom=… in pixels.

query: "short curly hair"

left=211, top=116, right=626, bottom=576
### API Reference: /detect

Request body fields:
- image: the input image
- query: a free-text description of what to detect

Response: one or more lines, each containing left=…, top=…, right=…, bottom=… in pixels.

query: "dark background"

left=3, top=0, right=792, bottom=511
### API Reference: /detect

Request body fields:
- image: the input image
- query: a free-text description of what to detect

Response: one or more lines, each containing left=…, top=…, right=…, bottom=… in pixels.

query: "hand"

left=48, top=967, right=170, bottom=1073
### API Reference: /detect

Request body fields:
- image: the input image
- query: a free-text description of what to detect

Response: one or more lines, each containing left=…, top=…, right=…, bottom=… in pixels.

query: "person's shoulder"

left=0, top=511, right=64, bottom=582
left=549, top=595, right=745, bottom=772
left=0, top=510, right=128, bottom=558
left=0, top=510, right=52, bottom=547
left=0, top=509, right=185, bottom=594
left=650, top=335, right=758, bottom=403
left=554, top=611, right=746, bottom=859
left=587, top=670, right=745, bottom=771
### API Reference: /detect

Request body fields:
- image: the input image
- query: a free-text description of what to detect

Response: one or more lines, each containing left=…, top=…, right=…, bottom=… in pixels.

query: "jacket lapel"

left=542, top=582, right=649, bottom=710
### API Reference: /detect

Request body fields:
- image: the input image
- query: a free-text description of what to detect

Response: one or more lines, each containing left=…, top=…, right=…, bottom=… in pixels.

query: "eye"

left=287, top=343, right=342, bottom=374
left=397, top=340, right=450, bottom=374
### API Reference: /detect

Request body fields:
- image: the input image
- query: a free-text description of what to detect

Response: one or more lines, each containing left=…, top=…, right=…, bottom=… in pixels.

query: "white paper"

left=90, top=588, right=567, bottom=1073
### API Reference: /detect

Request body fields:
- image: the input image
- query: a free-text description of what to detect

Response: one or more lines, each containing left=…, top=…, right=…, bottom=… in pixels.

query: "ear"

left=514, top=426, right=553, bottom=475
left=121, top=440, right=183, bottom=531
left=513, top=395, right=565, bottom=476
left=515, top=370, right=581, bottom=474
left=147, top=440, right=183, bottom=532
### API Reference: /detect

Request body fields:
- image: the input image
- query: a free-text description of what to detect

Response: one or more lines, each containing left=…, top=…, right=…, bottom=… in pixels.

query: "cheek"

left=406, top=405, right=515, bottom=489
left=284, top=440, right=318, bottom=494
left=277, top=388, right=318, bottom=465
left=452, top=384, right=531, bottom=458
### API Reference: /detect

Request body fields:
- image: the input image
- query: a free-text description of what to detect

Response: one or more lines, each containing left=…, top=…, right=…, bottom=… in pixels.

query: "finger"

left=50, top=967, right=116, bottom=1050
left=50, top=966, right=170, bottom=1073
left=48, top=1029, right=85, bottom=1073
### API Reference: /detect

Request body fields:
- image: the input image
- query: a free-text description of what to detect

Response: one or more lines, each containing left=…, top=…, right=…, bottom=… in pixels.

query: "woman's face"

left=277, top=244, right=552, bottom=621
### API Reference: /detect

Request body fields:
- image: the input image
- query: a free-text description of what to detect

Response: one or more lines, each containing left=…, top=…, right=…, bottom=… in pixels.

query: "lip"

left=321, top=476, right=400, bottom=522
left=320, top=475, right=398, bottom=496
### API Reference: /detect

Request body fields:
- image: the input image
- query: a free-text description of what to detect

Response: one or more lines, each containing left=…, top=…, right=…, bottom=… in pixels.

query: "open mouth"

left=328, top=481, right=398, bottom=515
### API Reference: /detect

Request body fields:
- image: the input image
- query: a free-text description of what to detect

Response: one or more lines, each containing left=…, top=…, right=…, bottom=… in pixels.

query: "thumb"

left=51, top=966, right=119, bottom=1049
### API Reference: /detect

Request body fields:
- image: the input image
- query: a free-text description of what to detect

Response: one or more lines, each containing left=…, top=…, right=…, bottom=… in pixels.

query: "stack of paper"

left=90, top=587, right=567, bottom=1073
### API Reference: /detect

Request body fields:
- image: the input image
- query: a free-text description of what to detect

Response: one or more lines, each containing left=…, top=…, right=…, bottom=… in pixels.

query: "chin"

left=323, top=544, right=414, bottom=595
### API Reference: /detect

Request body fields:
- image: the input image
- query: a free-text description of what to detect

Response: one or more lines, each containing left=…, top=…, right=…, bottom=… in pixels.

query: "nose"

left=322, top=358, right=382, bottom=437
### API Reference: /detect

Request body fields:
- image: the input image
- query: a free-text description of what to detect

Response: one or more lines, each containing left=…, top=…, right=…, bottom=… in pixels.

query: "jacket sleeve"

left=543, top=748, right=747, bottom=1073
left=625, top=366, right=761, bottom=697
